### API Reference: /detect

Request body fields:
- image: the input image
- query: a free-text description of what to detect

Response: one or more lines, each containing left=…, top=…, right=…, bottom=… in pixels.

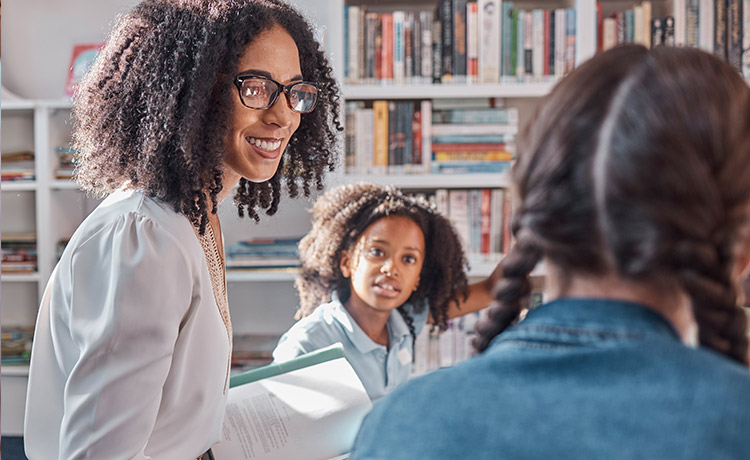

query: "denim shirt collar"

left=329, top=294, right=412, bottom=354
left=491, top=297, right=683, bottom=348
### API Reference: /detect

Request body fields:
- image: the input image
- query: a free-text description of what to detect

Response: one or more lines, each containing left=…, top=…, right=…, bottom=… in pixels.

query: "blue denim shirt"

left=350, top=298, right=750, bottom=459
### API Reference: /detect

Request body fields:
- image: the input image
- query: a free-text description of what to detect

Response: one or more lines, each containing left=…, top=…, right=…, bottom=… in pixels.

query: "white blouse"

left=25, top=189, right=231, bottom=459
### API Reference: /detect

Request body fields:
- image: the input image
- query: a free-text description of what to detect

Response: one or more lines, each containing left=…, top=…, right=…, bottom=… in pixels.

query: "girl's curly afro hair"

left=295, top=182, right=470, bottom=333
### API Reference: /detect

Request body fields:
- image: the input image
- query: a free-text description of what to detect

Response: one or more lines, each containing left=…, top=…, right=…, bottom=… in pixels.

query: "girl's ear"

left=340, top=250, right=352, bottom=278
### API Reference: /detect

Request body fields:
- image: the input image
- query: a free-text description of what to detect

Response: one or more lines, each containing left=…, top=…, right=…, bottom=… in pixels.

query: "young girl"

left=273, top=182, right=503, bottom=401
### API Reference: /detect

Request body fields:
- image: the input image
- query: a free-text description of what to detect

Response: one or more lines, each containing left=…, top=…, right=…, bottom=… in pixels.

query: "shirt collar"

left=329, top=294, right=413, bottom=354
left=494, top=297, right=682, bottom=347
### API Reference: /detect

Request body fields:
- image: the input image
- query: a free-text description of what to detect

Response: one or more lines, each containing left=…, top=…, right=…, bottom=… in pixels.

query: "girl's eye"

left=403, top=255, right=417, bottom=264
left=368, top=247, right=384, bottom=257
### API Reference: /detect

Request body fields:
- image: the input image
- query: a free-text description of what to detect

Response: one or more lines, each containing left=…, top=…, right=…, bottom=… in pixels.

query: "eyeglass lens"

left=239, top=78, right=317, bottom=113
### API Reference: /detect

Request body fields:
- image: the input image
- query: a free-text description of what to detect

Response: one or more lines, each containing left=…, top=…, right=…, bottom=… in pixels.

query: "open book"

left=211, top=344, right=372, bottom=460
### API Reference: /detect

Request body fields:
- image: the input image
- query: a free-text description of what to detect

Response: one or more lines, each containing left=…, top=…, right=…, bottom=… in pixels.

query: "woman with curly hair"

left=272, top=182, right=503, bottom=401
left=24, top=1, right=341, bottom=458
left=350, top=45, right=750, bottom=459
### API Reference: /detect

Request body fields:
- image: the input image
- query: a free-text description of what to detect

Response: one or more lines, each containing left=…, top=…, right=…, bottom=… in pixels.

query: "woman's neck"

left=546, top=266, right=698, bottom=345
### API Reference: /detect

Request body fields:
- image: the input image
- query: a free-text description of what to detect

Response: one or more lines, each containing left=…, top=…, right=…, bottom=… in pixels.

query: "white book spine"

left=348, top=6, right=361, bottom=82
left=634, top=5, right=644, bottom=45
left=642, top=1, right=653, bottom=48
left=532, top=9, right=545, bottom=79
left=555, top=9, right=566, bottom=78
left=420, top=11, right=433, bottom=80
left=361, top=109, right=374, bottom=175
left=673, top=0, right=687, bottom=46
left=467, top=2, right=479, bottom=83
left=393, top=11, right=406, bottom=84
left=744, top=0, right=750, bottom=79
left=478, top=0, right=501, bottom=83
left=603, top=17, right=617, bottom=50
left=698, top=0, right=714, bottom=51
left=517, top=10, right=527, bottom=77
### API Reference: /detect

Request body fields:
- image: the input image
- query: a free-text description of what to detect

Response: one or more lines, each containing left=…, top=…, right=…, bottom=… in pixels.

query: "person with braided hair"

left=272, top=182, right=503, bottom=401
left=350, top=45, right=750, bottom=459
left=24, top=1, right=341, bottom=458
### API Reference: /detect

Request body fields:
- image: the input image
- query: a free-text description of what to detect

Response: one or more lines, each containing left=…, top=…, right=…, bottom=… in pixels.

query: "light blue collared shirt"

left=272, top=296, right=429, bottom=401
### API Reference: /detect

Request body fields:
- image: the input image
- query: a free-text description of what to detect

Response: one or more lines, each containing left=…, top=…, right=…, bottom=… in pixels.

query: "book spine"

left=716, top=0, right=728, bottom=59
left=544, top=9, right=551, bottom=76
left=502, top=2, right=515, bottom=77
left=727, top=0, right=743, bottom=70
left=402, top=102, right=413, bottom=167
left=412, top=108, right=422, bottom=167
left=467, top=2, right=479, bottom=83
left=432, top=16, right=443, bottom=83
left=524, top=10, right=533, bottom=76
left=478, top=0, right=501, bottom=83
left=565, top=8, right=576, bottom=73
left=663, top=16, right=675, bottom=46
left=453, top=0, right=469, bottom=81
left=555, top=9, right=566, bottom=77
left=532, top=9, right=544, bottom=78
left=673, top=0, right=686, bottom=46
left=362, top=109, right=374, bottom=173
left=410, top=12, right=420, bottom=82
left=699, top=0, right=715, bottom=51
left=625, top=10, right=635, bottom=43
left=344, top=6, right=350, bottom=80
left=641, top=1, right=653, bottom=48
left=393, top=11, right=406, bottom=84
left=373, top=101, right=389, bottom=172
left=686, top=0, right=700, bottom=46
left=421, top=100, right=432, bottom=173
left=382, top=13, right=394, bottom=81
left=365, top=12, right=378, bottom=81
left=448, top=190, right=471, bottom=250
left=481, top=189, right=492, bottom=254
left=420, top=11, right=434, bottom=80
left=743, top=0, right=750, bottom=79
left=517, top=9, right=527, bottom=77
left=651, top=18, right=664, bottom=47
left=441, top=0, right=455, bottom=82
left=348, top=6, right=361, bottom=82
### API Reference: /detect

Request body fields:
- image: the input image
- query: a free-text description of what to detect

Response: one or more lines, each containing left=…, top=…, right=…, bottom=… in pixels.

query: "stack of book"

left=55, top=147, right=78, bottom=180
left=1, top=233, right=38, bottom=273
left=344, top=100, right=518, bottom=175
left=1, top=151, right=35, bottom=182
left=1, top=326, right=34, bottom=365
left=430, top=106, right=517, bottom=174
left=226, top=237, right=301, bottom=272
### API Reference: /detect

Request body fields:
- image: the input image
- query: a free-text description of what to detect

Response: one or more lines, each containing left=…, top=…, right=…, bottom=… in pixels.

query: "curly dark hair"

left=72, top=0, right=342, bottom=233
left=473, top=45, right=750, bottom=366
left=295, top=182, right=470, bottom=339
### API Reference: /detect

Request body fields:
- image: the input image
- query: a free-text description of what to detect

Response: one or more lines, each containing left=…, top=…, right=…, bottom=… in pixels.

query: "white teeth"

left=379, top=284, right=396, bottom=291
left=247, top=137, right=281, bottom=151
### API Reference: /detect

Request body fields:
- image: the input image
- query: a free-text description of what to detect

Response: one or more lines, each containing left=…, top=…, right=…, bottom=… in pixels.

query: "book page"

left=212, top=355, right=372, bottom=460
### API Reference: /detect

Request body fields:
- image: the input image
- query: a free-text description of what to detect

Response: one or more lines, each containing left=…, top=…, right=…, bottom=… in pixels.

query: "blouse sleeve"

left=59, top=213, right=194, bottom=459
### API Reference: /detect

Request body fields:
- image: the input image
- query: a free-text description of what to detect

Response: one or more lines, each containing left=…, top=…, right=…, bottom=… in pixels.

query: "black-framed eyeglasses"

left=233, top=74, right=319, bottom=114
